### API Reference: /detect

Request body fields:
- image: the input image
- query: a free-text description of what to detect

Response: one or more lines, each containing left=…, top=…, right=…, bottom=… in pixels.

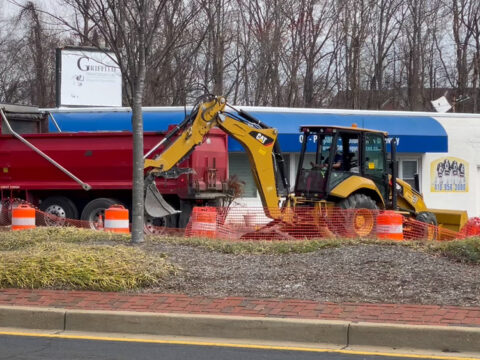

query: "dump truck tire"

left=144, top=213, right=178, bottom=235
left=415, top=211, right=438, bottom=240
left=38, top=196, right=79, bottom=226
left=336, top=194, right=378, bottom=237
left=81, top=198, right=122, bottom=230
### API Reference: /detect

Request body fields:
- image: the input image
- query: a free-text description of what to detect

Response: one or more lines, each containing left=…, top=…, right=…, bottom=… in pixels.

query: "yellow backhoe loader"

left=144, top=94, right=467, bottom=239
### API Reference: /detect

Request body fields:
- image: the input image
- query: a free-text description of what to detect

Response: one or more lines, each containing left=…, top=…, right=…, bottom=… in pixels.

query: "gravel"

left=144, top=243, right=480, bottom=306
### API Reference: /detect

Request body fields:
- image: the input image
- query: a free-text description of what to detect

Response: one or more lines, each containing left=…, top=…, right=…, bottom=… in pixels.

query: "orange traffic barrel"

left=376, top=211, right=403, bottom=241
left=11, top=204, right=36, bottom=231
left=104, top=205, right=130, bottom=233
left=190, top=207, right=217, bottom=238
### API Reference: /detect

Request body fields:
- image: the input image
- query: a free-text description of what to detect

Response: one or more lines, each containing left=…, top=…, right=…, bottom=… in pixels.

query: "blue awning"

left=228, top=112, right=448, bottom=153
left=50, top=109, right=448, bottom=153
left=50, top=110, right=187, bottom=132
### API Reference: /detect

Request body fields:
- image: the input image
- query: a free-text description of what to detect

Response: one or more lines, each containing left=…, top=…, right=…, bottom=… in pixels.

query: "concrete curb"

left=0, top=306, right=65, bottom=330
left=1, top=305, right=480, bottom=353
left=66, top=310, right=349, bottom=344
left=349, top=322, right=480, bottom=353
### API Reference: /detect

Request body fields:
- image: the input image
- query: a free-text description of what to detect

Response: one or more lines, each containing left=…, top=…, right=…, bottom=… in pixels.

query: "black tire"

left=178, top=200, right=193, bottom=229
left=414, top=211, right=438, bottom=240
left=336, top=194, right=378, bottom=237
left=81, top=198, right=122, bottom=230
left=39, top=196, right=79, bottom=226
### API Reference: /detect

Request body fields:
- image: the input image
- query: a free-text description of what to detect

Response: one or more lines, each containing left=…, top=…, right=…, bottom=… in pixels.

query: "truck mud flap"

left=145, top=181, right=180, bottom=218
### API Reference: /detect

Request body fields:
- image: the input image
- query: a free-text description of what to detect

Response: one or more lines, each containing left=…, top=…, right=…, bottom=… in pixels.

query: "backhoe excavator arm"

left=144, top=95, right=289, bottom=219
left=144, top=97, right=226, bottom=172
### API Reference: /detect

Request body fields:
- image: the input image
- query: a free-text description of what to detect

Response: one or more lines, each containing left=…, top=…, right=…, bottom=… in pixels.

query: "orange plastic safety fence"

left=0, top=198, right=183, bottom=236
left=1, top=198, right=479, bottom=242
left=185, top=206, right=479, bottom=242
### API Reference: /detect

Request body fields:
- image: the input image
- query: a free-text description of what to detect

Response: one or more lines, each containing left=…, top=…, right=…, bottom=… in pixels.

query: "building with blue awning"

left=50, top=107, right=448, bottom=154
left=47, top=106, right=480, bottom=216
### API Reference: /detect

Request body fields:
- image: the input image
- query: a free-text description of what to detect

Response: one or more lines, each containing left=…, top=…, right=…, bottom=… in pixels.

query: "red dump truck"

left=0, top=104, right=229, bottom=231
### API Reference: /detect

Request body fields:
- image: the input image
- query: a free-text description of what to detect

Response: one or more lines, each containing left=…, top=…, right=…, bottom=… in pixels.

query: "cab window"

left=364, top=133, right=385, bottom=174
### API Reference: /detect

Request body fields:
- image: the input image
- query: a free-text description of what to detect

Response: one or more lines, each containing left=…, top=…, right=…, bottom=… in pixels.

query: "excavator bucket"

left=429, top=208, right=468, bottom=236
left=145, top=181, right=180, bottom=218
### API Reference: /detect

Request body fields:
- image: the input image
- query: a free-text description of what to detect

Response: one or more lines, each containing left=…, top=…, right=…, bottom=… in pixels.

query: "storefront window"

left=401, top=160, right=418, bottom=188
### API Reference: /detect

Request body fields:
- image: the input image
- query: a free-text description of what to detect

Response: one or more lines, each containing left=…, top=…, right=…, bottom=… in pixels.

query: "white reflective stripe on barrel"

left=12, top=217, right=35, bottom=226
left=191, top=222, right=217, bottom=231
left=104, top=219, right=129, bottom=229
left=377, top=224, right=403, bottom=233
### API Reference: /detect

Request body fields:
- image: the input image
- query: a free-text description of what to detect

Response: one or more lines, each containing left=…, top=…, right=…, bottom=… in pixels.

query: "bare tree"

left=0, top=2, right=58, bottom=105
left=449, top=0, right=476, bottom=111
left=401, top=0, right=442, bottom=110
left=289, top=0, right=336, bottom=107
left=4, top=0, right=480, bottom=114
left=200, top=0, right=230, bottom=95
left=469, top=2, right=480, bottom=111
left=0, top=18, right=25, bottom=103
left=143, top=0, right=202, bottom=105
left=366, top=0, right=404, bottom=108
left=237, top=0, right=285, bottom=106
left=337, top=0, right=375, bottom=109
left=45, top=0, right=190, bottom=243
left=231, top=2, right=255, bottom=104
left=278, top=0, right=303, bottom=107
left=18, top=2, right=48, bottom=107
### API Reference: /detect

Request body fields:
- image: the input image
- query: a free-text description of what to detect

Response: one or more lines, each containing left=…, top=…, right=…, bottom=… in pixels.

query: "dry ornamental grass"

left=0, top=229, right=174, bottom=291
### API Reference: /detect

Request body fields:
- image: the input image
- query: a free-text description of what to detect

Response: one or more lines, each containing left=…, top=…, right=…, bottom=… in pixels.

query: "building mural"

left=430, top=157, right=468, bottom=192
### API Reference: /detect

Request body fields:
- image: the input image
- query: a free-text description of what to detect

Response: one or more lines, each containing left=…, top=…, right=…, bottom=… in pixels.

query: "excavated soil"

left=144, top=243, right=480, bottom=306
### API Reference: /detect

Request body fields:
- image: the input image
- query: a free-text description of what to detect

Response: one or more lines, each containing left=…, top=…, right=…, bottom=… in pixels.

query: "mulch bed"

left=144, top=243, right=480, bottom=306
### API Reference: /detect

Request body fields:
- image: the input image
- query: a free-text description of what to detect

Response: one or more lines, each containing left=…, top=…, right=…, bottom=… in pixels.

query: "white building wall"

left=423, top=115, right=480, bottom=217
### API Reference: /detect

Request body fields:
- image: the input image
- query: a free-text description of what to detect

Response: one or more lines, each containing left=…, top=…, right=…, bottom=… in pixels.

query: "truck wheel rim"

left=353, top=209, right=374, bottom=237
left=44, top=205, right=67, bottom=226
left=144, top=215, right=166, bottom=235
left=88, top=209, right=105, bottom=230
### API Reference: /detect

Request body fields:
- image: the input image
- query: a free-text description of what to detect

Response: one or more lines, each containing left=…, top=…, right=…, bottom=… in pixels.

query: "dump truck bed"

left=0, top=130, right=228, bottom=199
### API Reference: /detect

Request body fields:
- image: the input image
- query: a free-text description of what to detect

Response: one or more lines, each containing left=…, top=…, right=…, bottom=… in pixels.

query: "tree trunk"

left=131, top=12, right=147, bottom=244
left=131, top=90, right=145, bottom=243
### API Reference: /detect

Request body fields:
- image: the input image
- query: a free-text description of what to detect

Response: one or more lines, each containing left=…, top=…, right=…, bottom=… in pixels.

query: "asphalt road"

left=0, top=333, right=473, bottom=360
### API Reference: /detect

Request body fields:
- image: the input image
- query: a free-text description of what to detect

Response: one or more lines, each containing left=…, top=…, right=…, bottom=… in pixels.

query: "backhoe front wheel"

left=336, top=194, right=378, bottom=238
left=414, top=211, right=438, bottom=240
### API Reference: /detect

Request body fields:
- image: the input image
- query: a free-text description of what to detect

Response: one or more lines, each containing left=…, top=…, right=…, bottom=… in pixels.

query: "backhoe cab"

left=295, top=125, right=389, bottom=208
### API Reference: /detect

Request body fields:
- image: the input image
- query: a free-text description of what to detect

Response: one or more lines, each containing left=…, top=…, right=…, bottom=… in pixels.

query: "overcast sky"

left=1, top=0, right=62, bottom=19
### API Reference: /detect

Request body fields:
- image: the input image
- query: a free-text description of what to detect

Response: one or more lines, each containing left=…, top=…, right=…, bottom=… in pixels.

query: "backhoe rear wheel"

left=336, top=194, right=378, bottom=238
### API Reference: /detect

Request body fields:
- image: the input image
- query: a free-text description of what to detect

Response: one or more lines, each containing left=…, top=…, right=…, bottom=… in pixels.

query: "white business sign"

left=59, top=49, right=122, bottom=106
